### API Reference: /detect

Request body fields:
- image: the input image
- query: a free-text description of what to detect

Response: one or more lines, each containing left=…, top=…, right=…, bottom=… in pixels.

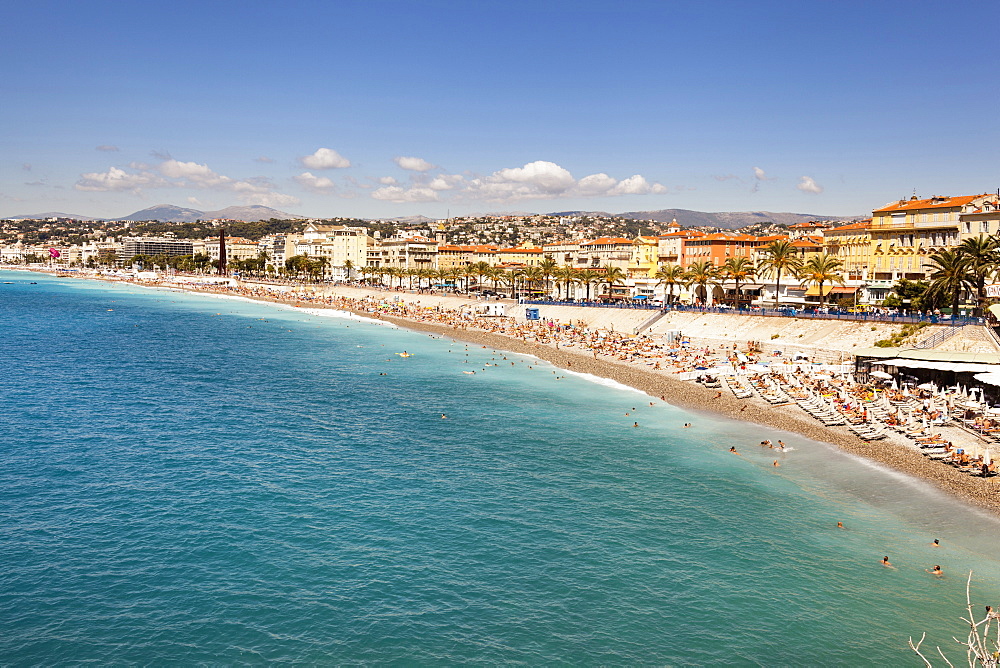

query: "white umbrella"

left=985, top=450, right=992, bottom=466
left=890, top=378, right=898, bottom=390
left=918, top=382, right=935, bottom=390
left=871, top=370, right=893, bottom=380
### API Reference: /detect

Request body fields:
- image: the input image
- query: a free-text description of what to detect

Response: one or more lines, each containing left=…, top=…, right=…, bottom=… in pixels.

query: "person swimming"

left=932, top=539, right=940, bottom=547
left=837, top=521, right=844, bottom=528
left=881, top=556, right=892, bottom=567
left=729, top=446, right=740, bottom=455
left=927, top=565, right=943, bottom=576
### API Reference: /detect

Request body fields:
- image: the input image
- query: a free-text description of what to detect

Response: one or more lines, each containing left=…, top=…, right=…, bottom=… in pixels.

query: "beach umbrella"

left=918, top=382, right=935, bottom=390
left=890, top=378, right=898, bottom=390
left=871, top=370, right=892, bottom=380
left=985, top=450, right=992, bottom=466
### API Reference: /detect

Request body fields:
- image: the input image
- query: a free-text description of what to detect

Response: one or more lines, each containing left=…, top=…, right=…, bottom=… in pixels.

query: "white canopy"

left=880, top=358, right=1000, bottom=373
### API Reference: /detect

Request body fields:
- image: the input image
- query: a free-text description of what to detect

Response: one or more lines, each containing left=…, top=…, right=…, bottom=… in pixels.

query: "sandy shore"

left=13, top=268, right=1000, bottom=517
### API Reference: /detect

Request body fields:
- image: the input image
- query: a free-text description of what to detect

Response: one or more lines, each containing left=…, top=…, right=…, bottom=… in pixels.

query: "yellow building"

left=822, top=220, right=872, bottom=281
left=869, top=194, right=993, bottom=284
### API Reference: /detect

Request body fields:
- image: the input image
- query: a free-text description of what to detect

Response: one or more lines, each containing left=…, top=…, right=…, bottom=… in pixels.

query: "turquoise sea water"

left=2, top=270, right=999, bottom=665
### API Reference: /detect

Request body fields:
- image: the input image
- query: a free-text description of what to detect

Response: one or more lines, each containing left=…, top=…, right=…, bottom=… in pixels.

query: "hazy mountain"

left=380, top=214, right=436, bottom=225
left=6, top=211, right=98, bottom=221
left=118, top=204, right=205, bottom=222
left=551, top=208, right=859, bottom=229
left=200, top=205, right=304, bottom=222
left=116, top=203, right=302, bottom=222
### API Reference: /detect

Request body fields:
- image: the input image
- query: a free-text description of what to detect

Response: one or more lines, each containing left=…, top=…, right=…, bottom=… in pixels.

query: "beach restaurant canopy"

left=855, top=347, right=1000, bottom=377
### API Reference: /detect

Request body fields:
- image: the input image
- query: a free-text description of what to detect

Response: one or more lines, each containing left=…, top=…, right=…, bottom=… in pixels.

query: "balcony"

left=871, top=218, right=958, bottom=230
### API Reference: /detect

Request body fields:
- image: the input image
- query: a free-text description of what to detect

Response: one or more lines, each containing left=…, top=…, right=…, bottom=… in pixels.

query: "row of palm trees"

left=356, top=261, right=628, bottom=300
left=353, top=240, right=847, bottom=307
left=649, top=240, right=845, bottom=308
left=924, top=236, right=1000, bottom=317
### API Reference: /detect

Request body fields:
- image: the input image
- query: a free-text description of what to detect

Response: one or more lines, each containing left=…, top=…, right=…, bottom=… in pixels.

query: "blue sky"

left=2, top=0, right=998, bottom=220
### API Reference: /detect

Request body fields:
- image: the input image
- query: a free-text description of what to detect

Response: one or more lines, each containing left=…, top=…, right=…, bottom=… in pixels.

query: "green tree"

left=956, top=235, right=1000, bottom=317
left=578, top=269, right=600, bottom=301
left=554, top=265, right=578, bottom=300
left=924, top=249, right=973, bottom=315
left=538, top=257, right=558, bottom=297
left=720, top=257, right=757, bottom=309
left=600, top=265, right=626, bottom=299
left=654, top=263, right=685, bottom=305
left=798, top=253, right=844, bottom=308
left=883, top=278, right=930, bottom=311
left=760, top=240, right=804, bottom=307
left=683, top=260, right=720, bottom=306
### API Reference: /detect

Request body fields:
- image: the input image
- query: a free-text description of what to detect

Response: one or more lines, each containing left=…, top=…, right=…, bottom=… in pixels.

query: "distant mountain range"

left=550, top=209, right=860, bottom=229
left=118, top=204, right=303, bottom=223
left=7, top=204, right=303, bottom=223
left=7, top=204, right=860, bottom=228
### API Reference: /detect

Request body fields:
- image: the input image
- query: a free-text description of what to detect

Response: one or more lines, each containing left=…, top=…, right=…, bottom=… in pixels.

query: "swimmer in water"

left=932, top=539, right=940, bottom=547
left=683, top=423, right=692, bottom=428
left=729, top=446, right=740, bottom=455
left=772, top=460, right=780, bottom=467
left=633, top=422, right=639, bottom=428
left=881, top=556, right=892, bottom=567
left=441, top=414, right=447, bottom=419
left=926, top=565, right=943, bottom=576
left=837, top=521, right=844, bottom=529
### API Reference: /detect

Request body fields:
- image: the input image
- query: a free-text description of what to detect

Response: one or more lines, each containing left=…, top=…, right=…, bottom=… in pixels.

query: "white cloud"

left=160, top=159, right=228, bottom=186
left=613, top=175, right=659, bottom=195
left=96, top=145, right=119, bottom=152
left=75, top=157, right=299, bottom=207
left=299, top=147, right=351, bottom=170
left=428, top=174, right=465, bottom=191
left=371, top=185, right=440, bottom=203
left=378, top=176, right=398, bottom=185
left=75, top=166, right=166, bottom=192
left=388, top=160, right=668, bottom=204
left=494, top=160, right=575, bottom=194
left=187, top=197, right=202, bottom=205
left=753, top=166, right=769, bottom=180
left=294, top=171, right=337, bottom=193
left=713, top=173, right=739, bottom=182
left=796, top=176, right=823, bottom=194
left=254, top=156, right=275, bottom=164
left=394, top=156, right=436, bottom=172
left=575, top=173, right=618, bottom=195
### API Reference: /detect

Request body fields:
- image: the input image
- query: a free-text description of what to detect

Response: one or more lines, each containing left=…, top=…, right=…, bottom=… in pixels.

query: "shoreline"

left=10, top=267, right=1000, bottom=517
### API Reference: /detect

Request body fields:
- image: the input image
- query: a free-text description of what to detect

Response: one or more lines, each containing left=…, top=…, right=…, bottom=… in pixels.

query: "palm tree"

left=494, top=268, right=515, bottom=297
left=720, top=257, right=757, bottom=309
left=684, top=260, right=720, bottom=306
left=957, top=235, right=1000, bottom=317
left=343, top=259, right=355, bottom=282
left=600, top=264, right=627, bottom=300
left=415, top=266, right=433, bottom=290
left=760, top=240, right=804, bottom=307
left=538, top=257, right=558, bottom=297
left=798, top=253, right=844, bottom=309
left=653, top=263, right=685, bottom=306
left=521, top=266, right=544, bottom=297
left=924, top=248, right=973, bottom=316
left=554, top=265, right=578, bottom=300
left=578, top=269, right=600, bottom=301
left=470, top=261, right=492, bottom=292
